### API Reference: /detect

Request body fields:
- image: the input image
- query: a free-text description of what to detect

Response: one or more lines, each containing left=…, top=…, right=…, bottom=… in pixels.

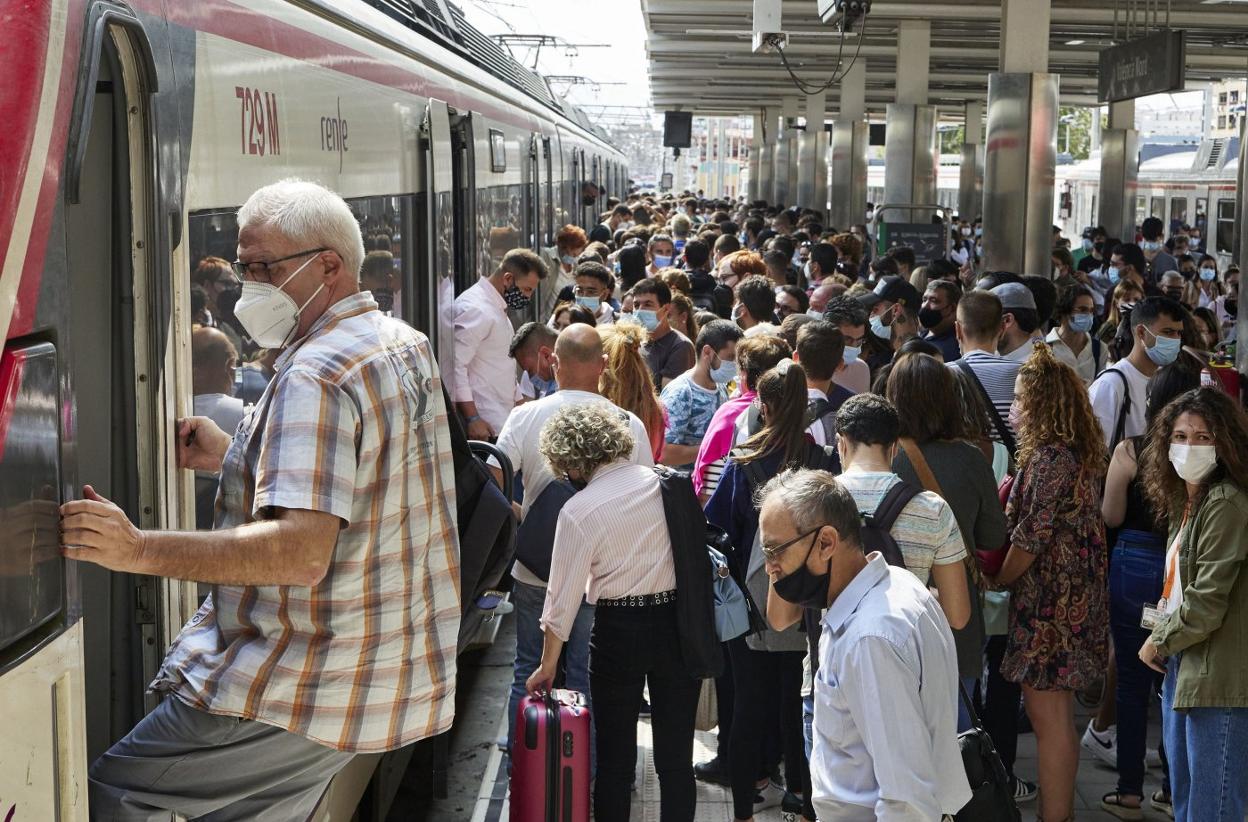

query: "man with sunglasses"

left=70, top=180, right=461, bottom=819
left=756, top=465, right=970, bottom=821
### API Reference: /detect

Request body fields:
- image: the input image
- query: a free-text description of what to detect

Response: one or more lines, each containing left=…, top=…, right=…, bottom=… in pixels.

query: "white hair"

left=237, top=179, right=365, bottom=277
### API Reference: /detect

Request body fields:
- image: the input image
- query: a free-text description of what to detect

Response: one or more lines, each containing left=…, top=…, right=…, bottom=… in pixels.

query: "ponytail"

left=735, top=359, right=810, bottom=466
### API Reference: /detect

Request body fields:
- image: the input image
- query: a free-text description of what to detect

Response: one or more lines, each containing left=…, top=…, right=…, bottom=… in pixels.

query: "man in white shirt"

left=491, top=324, right=652, bottom=757
left=1088, top=296, right=1186, bottom=450
left=191, top=326, right=245, bottom=436
left=756, top=468, right=971, bottom=821
left=453, top=248, right=547, bottom=440
left=950, top=291, right=1021, bottom=447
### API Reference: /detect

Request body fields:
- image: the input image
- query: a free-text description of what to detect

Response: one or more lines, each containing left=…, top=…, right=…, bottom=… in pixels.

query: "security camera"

left=816, top=0, right=871, bottom=30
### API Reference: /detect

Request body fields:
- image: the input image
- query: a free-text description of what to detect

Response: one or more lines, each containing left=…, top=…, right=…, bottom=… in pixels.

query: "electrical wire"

left=773, top=14, right=867, bottom=96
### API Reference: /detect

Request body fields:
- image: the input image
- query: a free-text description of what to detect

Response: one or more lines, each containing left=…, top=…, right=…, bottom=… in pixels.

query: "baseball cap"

left=990, top=282, right=1037, bottom=312
left=872, top=275, right=920, bottom=309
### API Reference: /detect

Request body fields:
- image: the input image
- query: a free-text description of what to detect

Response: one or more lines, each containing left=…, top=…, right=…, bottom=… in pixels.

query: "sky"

left=458, top=0, right=655, bottom=125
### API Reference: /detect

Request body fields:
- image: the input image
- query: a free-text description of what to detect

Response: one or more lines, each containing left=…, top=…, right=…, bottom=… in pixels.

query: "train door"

left=542, top=137, right=554, bottom=248
left=449, top=109, right=476, bottom=295
left=525, top=134, right=539, bottom=253
left=421, top=99, right=457, bottom=382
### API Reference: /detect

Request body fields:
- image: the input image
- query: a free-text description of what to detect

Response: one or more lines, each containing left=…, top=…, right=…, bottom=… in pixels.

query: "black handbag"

left=954, top=682, right=1021, bottom=822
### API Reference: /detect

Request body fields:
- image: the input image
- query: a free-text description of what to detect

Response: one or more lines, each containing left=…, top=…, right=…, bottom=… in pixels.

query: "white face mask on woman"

left=1169, top=443, right=1218, bottom=484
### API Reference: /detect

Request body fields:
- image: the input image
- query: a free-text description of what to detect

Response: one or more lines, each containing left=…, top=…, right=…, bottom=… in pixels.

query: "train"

left=864, top=139, right=1241, bottom=266
left=0, top=0, right=625, bottom=818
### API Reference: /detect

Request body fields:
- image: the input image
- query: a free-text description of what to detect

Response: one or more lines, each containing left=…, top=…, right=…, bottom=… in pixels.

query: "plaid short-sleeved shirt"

left=153, top=293, right=461, bottom=753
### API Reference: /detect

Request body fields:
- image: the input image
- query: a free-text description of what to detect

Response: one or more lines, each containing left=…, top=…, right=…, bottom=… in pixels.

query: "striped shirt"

left=950, top=349, right=1020, bottom=443
left=154, top=293, right=461, bottom=753
left=835, top=471, right=967, bottom=582
left=540, top=462, right=676, bottom=641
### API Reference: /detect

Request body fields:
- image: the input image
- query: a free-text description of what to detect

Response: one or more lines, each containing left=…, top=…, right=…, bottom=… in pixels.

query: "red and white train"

left=0, top=0, right=624, bottom=817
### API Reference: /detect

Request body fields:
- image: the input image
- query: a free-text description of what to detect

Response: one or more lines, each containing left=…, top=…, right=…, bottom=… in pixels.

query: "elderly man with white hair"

left=63, top=179, right=461, bottom=819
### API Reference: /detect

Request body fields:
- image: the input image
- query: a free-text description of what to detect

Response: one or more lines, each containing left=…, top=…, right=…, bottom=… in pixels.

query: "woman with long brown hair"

left=1137, top=387, right=1248, bottom=822
left=989, top=343, right=1110, bottom=822
left=599, top=322, right=667, bottom=463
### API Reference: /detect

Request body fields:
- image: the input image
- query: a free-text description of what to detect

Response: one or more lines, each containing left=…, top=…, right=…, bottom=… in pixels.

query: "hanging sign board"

left=878, top=222, right=947, bottom=266
left=1098, top=30, right=1186, bottom=103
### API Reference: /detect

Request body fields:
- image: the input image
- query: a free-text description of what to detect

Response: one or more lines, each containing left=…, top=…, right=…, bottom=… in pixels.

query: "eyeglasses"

left=230, top=248, right=329, bottom=282
left=760, top=526, right=822, bottom=562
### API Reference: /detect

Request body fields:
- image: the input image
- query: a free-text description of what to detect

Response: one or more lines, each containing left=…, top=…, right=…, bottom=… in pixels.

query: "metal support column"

left=814, top=121, right=829, bottom=218
left=796, top=90, right=826, bottom=210
left=982, top=0, right=1056, bottom=277
left=775, top=97, right=798, bottom=205
left=748, top=113, right=762, bottom=201
left=758, top=107, right=776, bottom=203
left=983, top=73, right=1060, bottom=276
left=959, top=101, right=984, bottom=221
left=885, top=21, right=936, bottom=208
left=830, top=59, right=868, bottom=231
left=1098, top=99, right=1138, bottom=244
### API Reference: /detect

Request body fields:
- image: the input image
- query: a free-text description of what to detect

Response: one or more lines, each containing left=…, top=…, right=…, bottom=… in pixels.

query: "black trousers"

left=590, top=601, right=701, bottom=822
left=982, top=634, right=1021, bottom=776
left=727, top=637, right=806, bottom=820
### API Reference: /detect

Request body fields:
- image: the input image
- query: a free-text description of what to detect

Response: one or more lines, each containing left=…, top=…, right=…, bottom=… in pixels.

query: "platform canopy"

left=642, top=0, right=1248, bottom=117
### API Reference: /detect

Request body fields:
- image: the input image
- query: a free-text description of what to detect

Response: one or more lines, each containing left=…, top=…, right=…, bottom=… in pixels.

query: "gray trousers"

left=89, top=695, right=354, bottom=821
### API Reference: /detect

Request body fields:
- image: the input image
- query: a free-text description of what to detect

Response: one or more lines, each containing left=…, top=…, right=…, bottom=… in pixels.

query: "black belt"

left=597, top=590, right=677, bottom=608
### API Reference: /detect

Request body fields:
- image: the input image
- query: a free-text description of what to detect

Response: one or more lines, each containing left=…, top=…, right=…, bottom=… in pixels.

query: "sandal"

left=1099, top=792, right=1144, bottom=820
left=1151, top=789, right=1175, bottom=819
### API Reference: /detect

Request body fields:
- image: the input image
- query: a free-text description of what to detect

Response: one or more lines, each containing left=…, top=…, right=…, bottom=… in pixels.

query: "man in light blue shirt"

left=757, top=468, right=971, bottom=821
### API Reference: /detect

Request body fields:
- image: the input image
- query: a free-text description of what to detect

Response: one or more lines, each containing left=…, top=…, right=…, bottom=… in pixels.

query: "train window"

left=0, top=342, right=63, bottom=655
left=1196, top=198, right=1208, bottom=233
left=475, top=182, right=524, bottom=285
left=1149, top=197, right=1164, bottom=220
left=1134, top=196, right=1147, bottom=228
left=1169, top=198, right=1188, bottom=231
left=489, top=129, right=507, bottom=173
left=1216, top=199, right=1236, bottom=255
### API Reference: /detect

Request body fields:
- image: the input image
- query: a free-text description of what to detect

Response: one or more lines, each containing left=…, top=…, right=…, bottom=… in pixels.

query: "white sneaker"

left=1081, top=721, right=1118, bottom=768
left=753, top=780, right=785, bottom=812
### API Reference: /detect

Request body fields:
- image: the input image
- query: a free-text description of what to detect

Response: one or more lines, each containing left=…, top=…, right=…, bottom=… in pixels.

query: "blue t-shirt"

left=660, top=372, right=726, bottom=446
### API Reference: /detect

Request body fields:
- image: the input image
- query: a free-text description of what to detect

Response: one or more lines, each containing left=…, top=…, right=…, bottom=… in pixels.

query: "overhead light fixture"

left=1065, top=39, right=1086, bottom=45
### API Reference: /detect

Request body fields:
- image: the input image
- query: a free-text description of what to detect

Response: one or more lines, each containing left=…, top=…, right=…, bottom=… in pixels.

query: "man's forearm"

left=136, top=518, right=333, bottom=587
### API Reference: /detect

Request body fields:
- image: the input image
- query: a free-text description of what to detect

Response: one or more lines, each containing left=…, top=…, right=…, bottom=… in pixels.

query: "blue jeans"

left=507, top=579, right=596, bottom=770
left=1109, top=533, right=1168, bottom=798
left=1163, top=655, right=1248, bottom=821
left=956, top=676, right=979, bottom=733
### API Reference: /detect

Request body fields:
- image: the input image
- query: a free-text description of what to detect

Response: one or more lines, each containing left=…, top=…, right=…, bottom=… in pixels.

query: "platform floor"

left=469, top=696, right=1176, bottom=822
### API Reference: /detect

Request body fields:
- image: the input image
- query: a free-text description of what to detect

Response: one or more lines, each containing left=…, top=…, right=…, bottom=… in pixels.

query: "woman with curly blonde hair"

left=526, top=402, right=700, bottom=822
left=990, top=343, right=1110, bottom=822
left=600, top=322, right=667, bottom=462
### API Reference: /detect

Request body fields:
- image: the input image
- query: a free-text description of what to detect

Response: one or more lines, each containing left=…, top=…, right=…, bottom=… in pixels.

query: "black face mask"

left=772, top=531, right=830, bottom=609
left=1227, top=298, right=1239, bottom=318
left=918, top=307, right=945, bottom=330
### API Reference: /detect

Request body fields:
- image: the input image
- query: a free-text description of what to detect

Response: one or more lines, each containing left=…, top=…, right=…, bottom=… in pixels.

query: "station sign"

left=1098, top=30, right=1186, bottom=103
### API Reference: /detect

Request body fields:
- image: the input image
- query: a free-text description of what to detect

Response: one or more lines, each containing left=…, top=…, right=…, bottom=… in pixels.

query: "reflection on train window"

left=1150, top=197, right=1164, bottom=220
left=186, top=196, right=415, bottom=528
left=476, top=183, right=523, bottom=282
left=1134, top=196, right=1147, bottom=228
left=1195, top=198, right=1208, bottom=232
left=1169, top=197, right=1187, bottom=230
left=1216, top=199, right=1236, bottom=255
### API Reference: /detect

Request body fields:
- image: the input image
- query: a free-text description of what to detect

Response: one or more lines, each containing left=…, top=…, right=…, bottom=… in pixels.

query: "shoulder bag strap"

left=955, top=359, right=1017, bottom=457
left=898, top=438, right=944, bottom=497
left=871, top=481, right=923, bottom=531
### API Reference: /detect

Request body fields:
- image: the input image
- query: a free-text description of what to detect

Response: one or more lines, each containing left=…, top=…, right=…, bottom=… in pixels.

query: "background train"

left=0, top=0, right=624, bottom=818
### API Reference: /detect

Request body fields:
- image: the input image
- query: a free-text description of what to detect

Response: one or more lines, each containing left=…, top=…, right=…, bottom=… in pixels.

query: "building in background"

left=682, top=115, right=751, bottom=198
left=1211, top=79, right=1247, bottom=139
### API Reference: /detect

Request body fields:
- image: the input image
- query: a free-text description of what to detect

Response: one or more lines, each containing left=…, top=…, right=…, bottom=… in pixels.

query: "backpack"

left=805, top=385, right=854, bottom=444
left=512, top=479, right=577, bottom=583
left=858, top=481, right=924, bottom=570
left=1091, top=367, right=1131, bottom=452
left=653, top=467, right=725, bottom=679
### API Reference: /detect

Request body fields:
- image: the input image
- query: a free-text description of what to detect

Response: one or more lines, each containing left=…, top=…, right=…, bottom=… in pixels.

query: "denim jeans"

left=507, top=579, right=595, bottom=769
left=1109, top=533, right=1167, bottom=798
left=1163, top=655, right=1248, bottom=821
left=956, top=676, right=979, bottom=733
left=590, top=601, right=700, bottom=822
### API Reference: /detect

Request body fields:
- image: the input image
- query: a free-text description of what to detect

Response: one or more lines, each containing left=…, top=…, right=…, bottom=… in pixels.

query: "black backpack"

left=512, top=479, right=577, bottom=583
left=858, top=481, right=924, bottom=570
left=1091, top=367, right=1131, bottom=452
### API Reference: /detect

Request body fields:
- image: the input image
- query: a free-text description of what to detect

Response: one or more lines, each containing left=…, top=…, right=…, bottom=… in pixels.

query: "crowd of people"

left=65, top=178, right=1248, bottom=822
left=467, top=193, right=1248, bottom=822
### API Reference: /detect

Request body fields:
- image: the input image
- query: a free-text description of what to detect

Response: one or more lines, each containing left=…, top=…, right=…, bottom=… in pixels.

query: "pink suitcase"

left=509, top=689, right=591, bottom=822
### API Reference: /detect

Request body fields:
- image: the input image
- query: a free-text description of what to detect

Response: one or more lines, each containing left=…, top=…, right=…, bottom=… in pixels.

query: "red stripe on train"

left=0, top=2, right=53, bottom=271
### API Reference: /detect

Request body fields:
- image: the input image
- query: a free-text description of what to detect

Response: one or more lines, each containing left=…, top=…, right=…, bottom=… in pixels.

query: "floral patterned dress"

left=1001, top=443, right=1109, bottom=690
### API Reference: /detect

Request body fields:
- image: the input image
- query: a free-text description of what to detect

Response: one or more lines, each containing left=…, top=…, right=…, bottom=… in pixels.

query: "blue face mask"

left=1069, top=313, right=1094, bottom=333
left=575, top=295, right=600, bottom=311
left=614, top=260, right=621, bottom=274
left=869, top=311, right=892, bottom=340
left=1082, top=237, right=1094, bottom=251
left=561, top=254, right=577, bottom=266
left=1143, top=326, right=1181, bottom=366
left=1201, top=267, right=1217, bottom=282
left=636, top=309, right=660, bottom=331
left=653, top=254, right=672, bottom=268
left=1141, top=241, right=1163, bottom=253
left=710, top=358, right=737, bottom=384
left=842, top=344, right=862, bottom=364
left=1108, top=266, right=1122, bottom=285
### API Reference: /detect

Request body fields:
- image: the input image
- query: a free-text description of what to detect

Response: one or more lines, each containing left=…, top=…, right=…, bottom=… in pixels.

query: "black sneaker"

left=1012, top=776, right=1037, bottom=803
left=781, top=790, right=804, bottom=815
left=693, top=757, right=730, bottom=787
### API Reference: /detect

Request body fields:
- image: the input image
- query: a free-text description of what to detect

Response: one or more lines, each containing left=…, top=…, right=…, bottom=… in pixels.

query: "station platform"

left=437, top=615, right=1176, bottom=822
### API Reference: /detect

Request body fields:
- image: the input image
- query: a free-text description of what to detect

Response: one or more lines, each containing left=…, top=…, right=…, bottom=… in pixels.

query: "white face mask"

left=232, top=253, right=325, bottom=349
left=1169, top=443, right=1217, bottom=484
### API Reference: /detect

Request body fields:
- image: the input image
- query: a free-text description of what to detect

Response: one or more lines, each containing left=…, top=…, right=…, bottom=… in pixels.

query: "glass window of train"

left=349, top=195, right=413, bottom=324
left=1169, top=198, right=1188, bottom=231
left=1135, top=196, right=1147, bottom=227
left=1150, top=197, right=1164, bottom=220
left=1196, top=198, right=1208, bottom=228
left=1216, top=199, right=1236, bottom=255
left=0, top=342, right=64, bottom=657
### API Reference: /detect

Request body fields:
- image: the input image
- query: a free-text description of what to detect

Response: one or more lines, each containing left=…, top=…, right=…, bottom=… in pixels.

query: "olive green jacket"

left=1150, top=481, right=1248, bottom=710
